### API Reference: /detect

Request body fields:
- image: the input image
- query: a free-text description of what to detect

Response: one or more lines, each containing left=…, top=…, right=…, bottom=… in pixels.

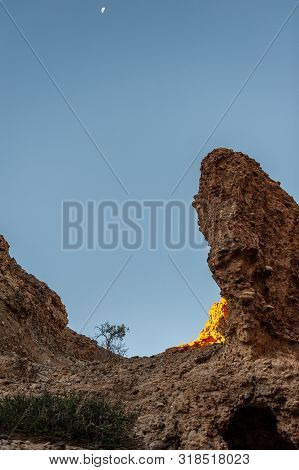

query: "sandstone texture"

left=0, top=148, right=298, bottom=450
left=193, top=148, right=299, bottom=354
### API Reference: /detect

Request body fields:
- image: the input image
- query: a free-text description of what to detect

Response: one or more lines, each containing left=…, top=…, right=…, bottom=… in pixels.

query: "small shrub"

left=95, top=322, right=129, bottom=356
left=0, top=392, right=135, bottom=449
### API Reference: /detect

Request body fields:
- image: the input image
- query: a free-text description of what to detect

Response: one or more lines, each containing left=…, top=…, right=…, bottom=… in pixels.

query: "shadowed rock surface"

left=0, top=235, right=111, bottom=363
left=0, top=148, right=298, bottom=449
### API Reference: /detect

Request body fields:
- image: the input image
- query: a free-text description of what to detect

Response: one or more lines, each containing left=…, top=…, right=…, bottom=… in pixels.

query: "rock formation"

left=0, top=235, right=110, bottom=363
left=193, top=148, right=299, bottom=355
left=0, top=148, right=298, bottom=450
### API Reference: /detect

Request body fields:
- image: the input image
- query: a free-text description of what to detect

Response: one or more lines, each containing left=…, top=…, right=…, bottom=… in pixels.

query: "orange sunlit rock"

left=178, top=298, right=228, bottom=349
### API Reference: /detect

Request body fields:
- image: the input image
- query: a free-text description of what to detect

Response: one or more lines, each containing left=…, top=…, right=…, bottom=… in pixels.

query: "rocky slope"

left=0, top=235, right=111, bottom=363
left=0, top=148, right=298, bottom=450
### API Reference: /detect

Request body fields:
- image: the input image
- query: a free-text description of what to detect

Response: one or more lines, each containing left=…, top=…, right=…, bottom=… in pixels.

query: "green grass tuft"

left=0, top=392, right=135, bottom=449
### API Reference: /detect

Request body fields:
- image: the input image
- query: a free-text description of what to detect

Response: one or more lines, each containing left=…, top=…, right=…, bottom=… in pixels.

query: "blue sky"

left=0, top=0, right=298, bottom=356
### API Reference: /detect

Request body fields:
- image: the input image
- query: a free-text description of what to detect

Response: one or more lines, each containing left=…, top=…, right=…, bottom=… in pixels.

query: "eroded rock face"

left=0, top=235, right=110, bottom=363
left=0, top=148, right=298, bottom=450
left=193, top=148, right=299, bottom=354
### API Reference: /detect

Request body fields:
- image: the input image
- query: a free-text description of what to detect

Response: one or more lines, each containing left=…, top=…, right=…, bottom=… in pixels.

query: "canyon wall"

left=0, top=148, right=298, bottom=450
left=0, top=235, right=110, bottom=363
left=193, top=148, right=299, bottom=356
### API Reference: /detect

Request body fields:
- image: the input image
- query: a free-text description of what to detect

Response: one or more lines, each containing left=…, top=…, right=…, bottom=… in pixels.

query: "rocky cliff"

left=0, top=235, right=110, bottom=363
left=0, top=148, right=298, bottom=450
left=193, top=148, right=299, bottom=355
